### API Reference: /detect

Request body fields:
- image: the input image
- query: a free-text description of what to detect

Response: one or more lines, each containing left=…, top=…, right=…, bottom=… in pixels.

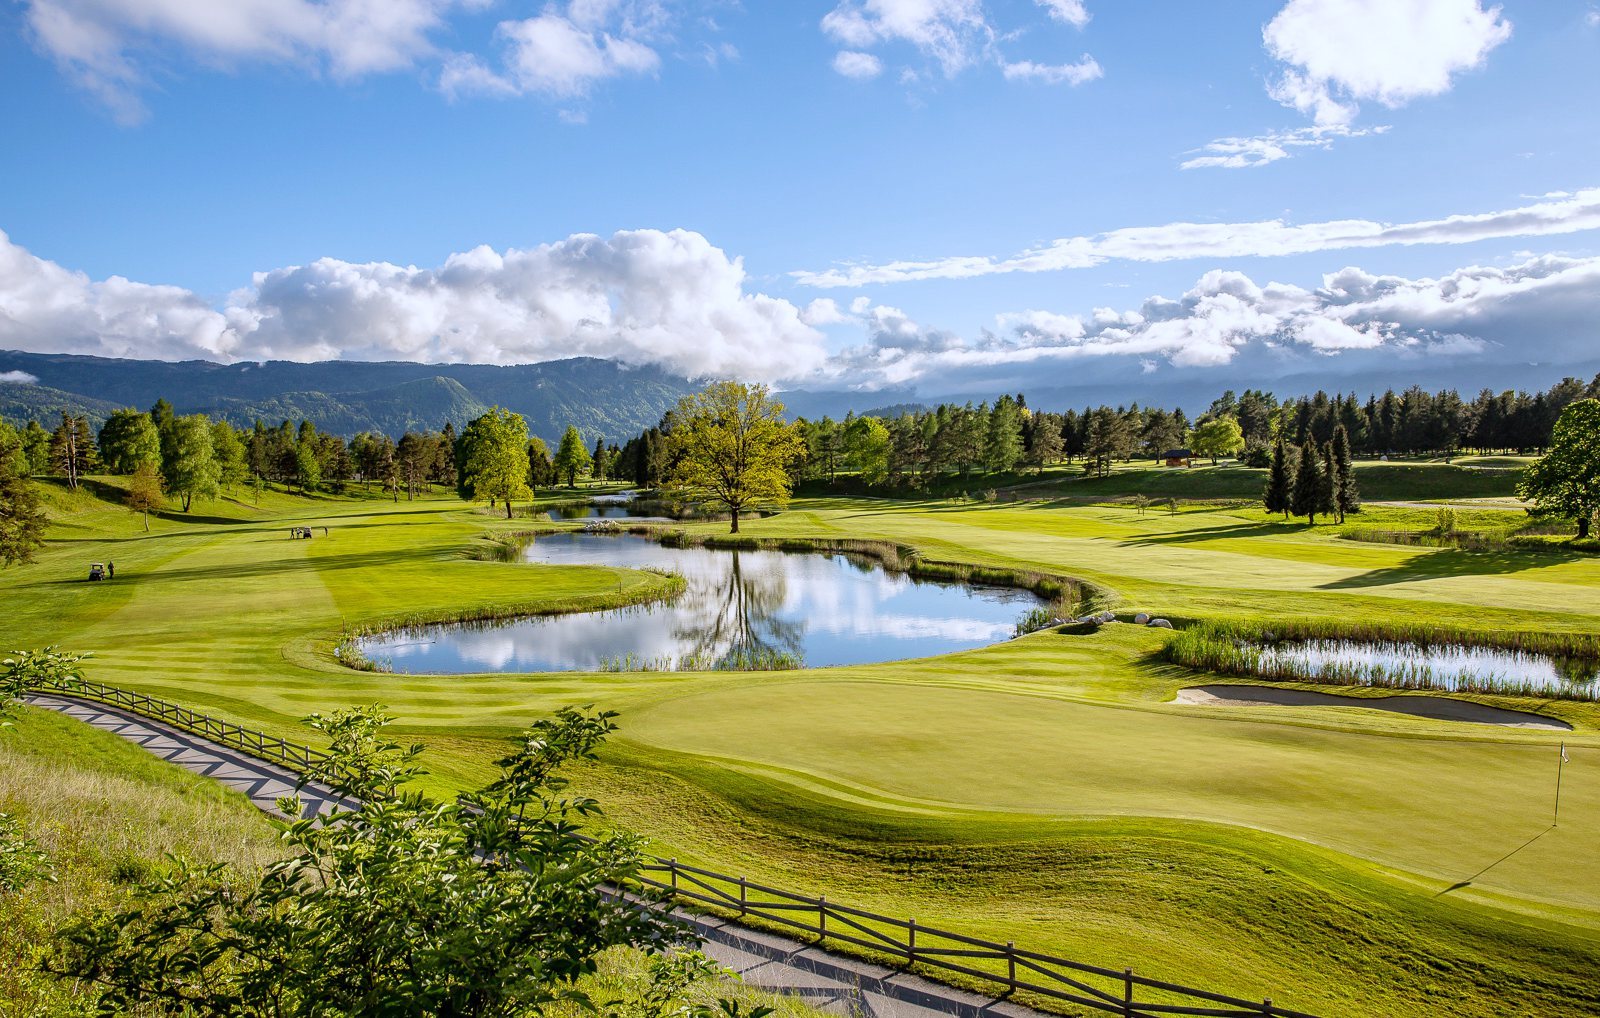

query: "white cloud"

left=1264, top=0, right=1512, bottom=126
left=0, top=371, right=40, bottom=385
left=1001, top=55, right=1101, bottom=86
left=1181, top=124, right=1388, bottom=170
left=444, top=3, right=664, bottom=99
left=821, top=0, right=990, bottom=76
left=22, top=0, right=463, bottom=121
left=814, top=255, right=1600, bottom=390
left=1036, top=0, right=1090, bottom=28
left=794, top=188, right=1600, bottom=287
left=820, top=0, right=1100, bottom=87
left=832, top=50, right=884, bottom=79
left=0, top=228, right=826, bottom=382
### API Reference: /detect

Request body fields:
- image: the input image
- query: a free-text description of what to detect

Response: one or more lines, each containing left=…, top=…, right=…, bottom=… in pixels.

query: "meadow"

left=4, top=461, right=1600, bottom=1017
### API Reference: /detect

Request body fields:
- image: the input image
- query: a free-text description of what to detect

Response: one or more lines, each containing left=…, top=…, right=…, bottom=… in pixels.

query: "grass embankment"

left=4, top=478, right=1600, bottom=1015
left=0, top=706, right=823, bottom=1018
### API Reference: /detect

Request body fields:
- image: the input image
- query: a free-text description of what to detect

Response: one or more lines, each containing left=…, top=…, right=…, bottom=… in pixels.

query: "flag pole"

left=1554, top=742, right=1567, bottom=827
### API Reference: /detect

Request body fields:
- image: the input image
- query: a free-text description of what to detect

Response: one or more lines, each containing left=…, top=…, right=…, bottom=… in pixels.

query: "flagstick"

left=1554, top=742, right=1566, bottom=827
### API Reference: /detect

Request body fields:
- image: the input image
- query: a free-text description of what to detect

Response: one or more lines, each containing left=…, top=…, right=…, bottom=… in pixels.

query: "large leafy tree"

left=843, top=416, right=891, bottom=485
left=1191, top=416, right=1245, bottom=465
left=54, top=705, right=705, bottom=1017
left=554, top=425, right=593, bottom=489
left=211, top=420, right=250, bottom=488
left=0, top=426, right=47, bottom=566
left=1519, top=399, right=1600, bottom=539
left=667, top=382, right=805, bottom=534
left=463, top=409, right=533, bottom=517
left=167, top=414, right=222, bottom=512
left=98, top=409, right=162, bottom=475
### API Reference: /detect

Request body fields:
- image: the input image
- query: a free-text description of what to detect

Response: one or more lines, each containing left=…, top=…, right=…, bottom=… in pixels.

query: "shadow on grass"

left=1318, top=549, right=1553, bottom=588
left=1436, top=826, right=1554, bottom=897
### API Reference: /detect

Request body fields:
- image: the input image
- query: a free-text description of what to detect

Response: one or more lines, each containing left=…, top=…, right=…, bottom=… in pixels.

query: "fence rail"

left=27, top=678, right=1319, bottom=1018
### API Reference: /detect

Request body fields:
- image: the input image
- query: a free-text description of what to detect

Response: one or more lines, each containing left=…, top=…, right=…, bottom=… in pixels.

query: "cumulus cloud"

left=1001, top=55, right=1101, bottom=86
left=1181, top=124, right=1388, bottom=170
left=832, top=50, right=884, bottom=79
left=1264, top=0, right=1512, bottom=126
left=444, top=2, right=665, bottom=99
left=0, top=370, right=40, bottom=384
left=21, top=0, right=464, bottom=121
left=807, top=255, right=1600, bottom=391
left=821, top=0, right=1100, bottom=86
left=0, top=228, right=826, bottom=381
left=794, top=187, right=1600, bottom=287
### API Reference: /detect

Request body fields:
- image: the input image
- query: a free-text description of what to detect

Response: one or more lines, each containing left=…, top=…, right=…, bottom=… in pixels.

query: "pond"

left=544, top=490, right=663, bottom=521
left=1255, top=640, right=1600, bottom=700
left=358, top=533, right=1042, bottom=673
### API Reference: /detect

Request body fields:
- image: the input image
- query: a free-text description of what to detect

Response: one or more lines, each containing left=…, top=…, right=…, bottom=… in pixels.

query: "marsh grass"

left=1165, top=620, right=1600, bottom=701
left=597, top=648, right=803, bottom=672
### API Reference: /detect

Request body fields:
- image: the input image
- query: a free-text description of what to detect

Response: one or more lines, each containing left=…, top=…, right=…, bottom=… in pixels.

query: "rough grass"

left=5, top=477, right=1600, bottom=1016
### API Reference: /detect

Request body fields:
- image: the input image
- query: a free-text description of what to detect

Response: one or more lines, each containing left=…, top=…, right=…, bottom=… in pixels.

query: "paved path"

left=26, top=694, right=1050, bottom=1018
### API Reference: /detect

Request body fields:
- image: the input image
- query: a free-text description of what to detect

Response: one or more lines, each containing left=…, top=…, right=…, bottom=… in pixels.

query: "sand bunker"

left=1176, top=684, right=1571, bottom=731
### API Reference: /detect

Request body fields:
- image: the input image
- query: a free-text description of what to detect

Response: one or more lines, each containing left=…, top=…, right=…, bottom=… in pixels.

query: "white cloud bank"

left=0, top=228, right=826, bottom=381
left=1264, top=0, right=1512, bottom=126
left=440, top=1, right=667, bottom=100
left=793, top=188, right=1600, bottom=287
left=813, top=254, right=1600, bottom=390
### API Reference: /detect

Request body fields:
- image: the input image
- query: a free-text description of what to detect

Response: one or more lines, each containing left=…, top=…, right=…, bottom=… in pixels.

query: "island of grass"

left=3, top=465, right=1600, bottom=1017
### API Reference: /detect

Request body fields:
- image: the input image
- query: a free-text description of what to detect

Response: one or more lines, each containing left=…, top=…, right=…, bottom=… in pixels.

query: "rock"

left=1134, top=612, right=1151, bottom=625
left=1147, top=618, right=1173, bottom=629
left=1097, top=611, right=1117, bottom=624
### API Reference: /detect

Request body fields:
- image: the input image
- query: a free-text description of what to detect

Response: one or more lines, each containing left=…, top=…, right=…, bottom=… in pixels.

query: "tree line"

left=608, top=373, right=1597, bottom=493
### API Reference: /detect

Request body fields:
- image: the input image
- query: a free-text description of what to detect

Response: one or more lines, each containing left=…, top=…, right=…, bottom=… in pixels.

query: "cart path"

left=25, top=693, right=1048, bottom=1018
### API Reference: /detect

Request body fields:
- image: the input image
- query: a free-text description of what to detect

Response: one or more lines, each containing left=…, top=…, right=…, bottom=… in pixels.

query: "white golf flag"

left=1562, top=743, right=1569, bottom=764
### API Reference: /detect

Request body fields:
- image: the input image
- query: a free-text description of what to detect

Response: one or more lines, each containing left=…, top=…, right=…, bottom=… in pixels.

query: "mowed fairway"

left=5, top=476, right=1600, bottom=1016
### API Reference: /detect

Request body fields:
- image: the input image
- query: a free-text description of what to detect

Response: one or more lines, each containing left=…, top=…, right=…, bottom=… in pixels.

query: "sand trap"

left=1176, top=684, right=1571, bottom=731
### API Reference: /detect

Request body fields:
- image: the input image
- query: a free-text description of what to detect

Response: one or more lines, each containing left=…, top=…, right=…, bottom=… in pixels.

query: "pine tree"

left=1331, top=424, right=1360, bottom=523
left=1263, top=437, right=1293, bottom=518
left=1318, top=441, right=1338, bottom=522
left=1290, top=438, right=1324, bottom=524
left=49, top=413, right=95, bottom=490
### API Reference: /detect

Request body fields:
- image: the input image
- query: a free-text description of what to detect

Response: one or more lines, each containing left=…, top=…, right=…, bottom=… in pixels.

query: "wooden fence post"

left=739, top=877, right=747, bottom=916
left=670, top=860, right=678, bottom=894
left=907, top=919, right=916, bottom=963
left=819, top=895, right=827, bottom=937
left=1124, top=969, right=1134, bottom=1017
left=1006, top=942, right=1016, bottom=989
left=1263, top=999, right=1273, bottom=1016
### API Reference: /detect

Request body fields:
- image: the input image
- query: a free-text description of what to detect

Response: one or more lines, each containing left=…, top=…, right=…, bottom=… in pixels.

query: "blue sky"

left=1, top=0, right=1597, bottom=398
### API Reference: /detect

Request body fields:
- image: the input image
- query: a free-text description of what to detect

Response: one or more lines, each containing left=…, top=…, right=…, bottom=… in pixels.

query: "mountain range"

left=4, top=348, right=1598, bottom=444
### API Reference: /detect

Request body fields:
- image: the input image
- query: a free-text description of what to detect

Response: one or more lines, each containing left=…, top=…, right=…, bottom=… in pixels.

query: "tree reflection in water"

left=669, top=549, right=805, bottom=669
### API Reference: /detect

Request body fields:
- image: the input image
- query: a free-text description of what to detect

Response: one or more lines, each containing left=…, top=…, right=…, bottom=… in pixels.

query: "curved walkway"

left=25, top=693, right=1046, bottom=1018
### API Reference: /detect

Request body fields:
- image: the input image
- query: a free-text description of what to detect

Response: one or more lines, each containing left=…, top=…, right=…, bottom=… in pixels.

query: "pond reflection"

left=360, top=533, right=1040, bottom=673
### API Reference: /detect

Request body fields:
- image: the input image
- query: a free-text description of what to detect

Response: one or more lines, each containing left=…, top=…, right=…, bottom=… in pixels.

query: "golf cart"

left=88, top=563, right=106, bottom=581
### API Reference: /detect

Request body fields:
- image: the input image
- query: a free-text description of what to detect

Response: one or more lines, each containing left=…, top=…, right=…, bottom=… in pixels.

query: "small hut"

left=1163, top=448, right=1194, bottom=468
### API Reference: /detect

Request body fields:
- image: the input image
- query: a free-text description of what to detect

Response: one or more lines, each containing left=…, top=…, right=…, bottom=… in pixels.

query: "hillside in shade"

left=0, top=351, right=700, bottom=444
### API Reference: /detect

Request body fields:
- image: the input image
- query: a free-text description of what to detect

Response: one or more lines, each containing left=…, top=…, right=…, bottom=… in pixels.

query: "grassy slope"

left=4, top=477, right=1600, bottom=1015
left=0, top=705, right=281, bottom=1013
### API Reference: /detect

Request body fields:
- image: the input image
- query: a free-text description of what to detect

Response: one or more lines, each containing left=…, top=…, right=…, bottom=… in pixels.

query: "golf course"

left=4, top=462, right=1600, bottom=1017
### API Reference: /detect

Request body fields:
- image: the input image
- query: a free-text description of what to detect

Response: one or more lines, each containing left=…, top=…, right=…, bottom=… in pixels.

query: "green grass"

left=5, top=477, right=1600, bottom=1015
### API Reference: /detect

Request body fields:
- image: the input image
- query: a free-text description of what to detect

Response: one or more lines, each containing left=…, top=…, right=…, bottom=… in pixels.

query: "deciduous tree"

left=167, top=415, right=221, bottom=512
left=0, top=426, right=47, bottom=566
left=1519, top=399, right=1600, bottom=539
left=98, top=409, right=161, bottom=475
left=553, top=425, right=592, bottom=489
left=463, top=409, right=532, bottom=517
left=125, top=462, right=165, bottom=531
left=667, top=382, right=805, bottom=534
left=1191, top=416, right=1245, bottom=465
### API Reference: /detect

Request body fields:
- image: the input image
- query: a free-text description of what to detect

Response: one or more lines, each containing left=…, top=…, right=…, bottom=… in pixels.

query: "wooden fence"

left=27, top=678, right=1320, bottom=1018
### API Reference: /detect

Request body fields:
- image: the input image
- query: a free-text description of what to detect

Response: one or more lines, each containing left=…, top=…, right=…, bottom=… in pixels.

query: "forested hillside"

left=0, top=351, right=697, bottom=444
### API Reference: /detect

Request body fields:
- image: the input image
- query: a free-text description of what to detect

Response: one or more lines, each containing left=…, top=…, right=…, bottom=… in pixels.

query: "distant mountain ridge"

left=0, top=351, right=700, bottom=444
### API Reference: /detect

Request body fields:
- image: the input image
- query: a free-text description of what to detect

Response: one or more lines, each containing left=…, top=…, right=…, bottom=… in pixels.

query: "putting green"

left=625, top=677, right=1599, bottom=910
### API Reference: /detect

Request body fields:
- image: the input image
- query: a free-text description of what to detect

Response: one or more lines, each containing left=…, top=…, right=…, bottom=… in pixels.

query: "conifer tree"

left=0, top=426, right=46, bottom=566
left=554, top=426, right=593, bottom=489
left=1289, top=438, right=1324, bottom=524
left=1318, top=441, right=1338, bottom=522
left=1331, top=424, right=1360, bottom=523
left=49, top=413, right=96, bottom=490
left=1263, top=437, right=1293, bottom=518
